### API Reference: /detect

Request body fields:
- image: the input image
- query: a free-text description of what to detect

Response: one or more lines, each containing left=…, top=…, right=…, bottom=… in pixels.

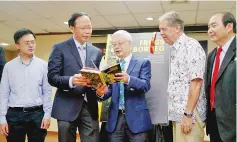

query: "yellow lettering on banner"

left=159, top=45, right=164, bottom=52
left=138, top=47, right=143, bottom=52
left=132, top=46, right=165, bottom=53
left=145, top=40, right=149, bottom=46
left=144, top=46, right=149, bottom=52
left=133, top=47, right=138, bottom=52
left=140, top=40, right=151, bottom=46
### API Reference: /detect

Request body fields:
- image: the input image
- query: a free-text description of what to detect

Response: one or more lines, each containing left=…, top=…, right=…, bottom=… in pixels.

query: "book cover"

left=80, top=63, right=122, bottom=87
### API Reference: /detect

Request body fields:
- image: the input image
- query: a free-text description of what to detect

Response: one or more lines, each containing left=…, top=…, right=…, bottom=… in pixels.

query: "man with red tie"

left=206, top=12, right=236, bottom=142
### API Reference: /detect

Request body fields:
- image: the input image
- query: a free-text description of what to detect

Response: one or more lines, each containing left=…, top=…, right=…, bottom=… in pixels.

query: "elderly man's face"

left=112, top=35, right=131, bottom=59
left=159, top=20, right=180, bottom=45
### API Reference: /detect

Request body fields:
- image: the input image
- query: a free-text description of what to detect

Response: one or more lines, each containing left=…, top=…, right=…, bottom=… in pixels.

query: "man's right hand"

left=72, top=73, right=90, bottom=87
left=0, top=123, right=8, bottom=137
left=95, top=84, right=108, bottom=96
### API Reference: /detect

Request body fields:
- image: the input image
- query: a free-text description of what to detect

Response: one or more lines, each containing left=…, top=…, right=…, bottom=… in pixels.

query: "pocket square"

left=129, top=88, right=134, bottom=91
left=63, top=90, right=69, bottom=92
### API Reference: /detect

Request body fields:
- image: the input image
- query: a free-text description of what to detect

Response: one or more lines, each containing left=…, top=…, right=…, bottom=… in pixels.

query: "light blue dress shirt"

left=0, top=56, right=52, bottom=124
left=69, top=36, right=87, bottom=88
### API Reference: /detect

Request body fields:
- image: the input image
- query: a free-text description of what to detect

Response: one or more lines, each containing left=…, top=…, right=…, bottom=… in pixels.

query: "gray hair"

left=158, top=11, right=184, bottom=31
left=111, top=30, right=132, bottom=43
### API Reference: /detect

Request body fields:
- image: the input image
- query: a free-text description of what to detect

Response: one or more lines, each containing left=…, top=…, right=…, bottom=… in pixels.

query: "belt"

left=9, top=105, right=43, bottom=113
left=118, top=109, right=125, bottom=114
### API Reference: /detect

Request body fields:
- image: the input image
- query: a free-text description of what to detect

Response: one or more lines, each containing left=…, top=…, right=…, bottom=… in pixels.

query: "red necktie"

left=210, top=47, right=222, bottom=111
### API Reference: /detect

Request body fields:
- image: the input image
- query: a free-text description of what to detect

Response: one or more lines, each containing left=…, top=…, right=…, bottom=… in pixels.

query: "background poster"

left=100, top=32, right=170, bottom=124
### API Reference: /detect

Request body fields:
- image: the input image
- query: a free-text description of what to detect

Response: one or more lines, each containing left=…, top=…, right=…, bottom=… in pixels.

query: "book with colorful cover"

left=80, top=63, right=122, bottom=87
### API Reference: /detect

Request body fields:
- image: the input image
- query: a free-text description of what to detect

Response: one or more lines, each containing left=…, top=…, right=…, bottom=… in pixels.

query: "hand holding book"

left=114, top=71, right=129, bottom=84
left=80, top=63, right=122, bottom=88
left=95, top=83, right=108, bottom=96
left=71, top=73, right=91, bottom=87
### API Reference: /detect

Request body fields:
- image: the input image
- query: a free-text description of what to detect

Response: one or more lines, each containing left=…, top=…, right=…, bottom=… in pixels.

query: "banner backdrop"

left=99, top=32, right=170, bottom=124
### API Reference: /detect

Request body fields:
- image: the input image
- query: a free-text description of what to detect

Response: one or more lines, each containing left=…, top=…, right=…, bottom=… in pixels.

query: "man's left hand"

left=114, top=71, right=129, bottom=84
left=41, top=119, right=50, bottom=129
left=180, top=116, right=193, bottom=134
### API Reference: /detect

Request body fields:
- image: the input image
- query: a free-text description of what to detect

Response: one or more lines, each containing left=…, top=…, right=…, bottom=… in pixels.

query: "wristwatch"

left=184, top=112, right=193, bottom=118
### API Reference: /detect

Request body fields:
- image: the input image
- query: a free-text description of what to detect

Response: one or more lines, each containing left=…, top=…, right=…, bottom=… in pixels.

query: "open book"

left=80, top=63, right=122, bottom=87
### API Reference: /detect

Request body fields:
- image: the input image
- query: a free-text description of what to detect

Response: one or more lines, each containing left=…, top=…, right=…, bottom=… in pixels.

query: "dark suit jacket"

left=0, top=47, right=6, bottom=81
left=205, top=37, right=236, bottom=142
left=100, top=56, right=152, bottom=133
left=48, top=37, right=102, bottom=121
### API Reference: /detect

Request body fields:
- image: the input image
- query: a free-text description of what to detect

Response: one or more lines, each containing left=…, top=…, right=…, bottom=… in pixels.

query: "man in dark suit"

left=0, top=47, right=6, bottom=81
left=48, top=12, right=102, bottom=142
left=206, top=12, right=236, bottom=142
left=96, top=30, right=152, bottom=142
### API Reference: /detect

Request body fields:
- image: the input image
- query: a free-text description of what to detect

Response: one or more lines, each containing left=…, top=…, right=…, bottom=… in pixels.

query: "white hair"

left=111, top=30, right=132, bottom=43
left=158, top=11, right=184, bottom=31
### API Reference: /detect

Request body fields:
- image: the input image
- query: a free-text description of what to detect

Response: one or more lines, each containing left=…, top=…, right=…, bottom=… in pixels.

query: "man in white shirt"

left=158, top=11, right=206, bottom=142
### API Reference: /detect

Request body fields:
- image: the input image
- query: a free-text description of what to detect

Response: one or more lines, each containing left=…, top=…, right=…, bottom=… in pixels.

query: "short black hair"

left=13, top=28, right=36, bottom=44
left=68, top=12, right=90, bottom=27
left=218, top=12, right=236, bottom=33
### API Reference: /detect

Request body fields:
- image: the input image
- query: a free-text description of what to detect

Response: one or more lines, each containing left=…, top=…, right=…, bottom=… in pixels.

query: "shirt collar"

left=73, top=36, right=86, bottom=50
left=17, top=54, right=35, bottom=66
left=219, top=35, right=235, bottom=53
left=120, top=53, right=132, bottom=64
left=171, top=33, right=186, bottom=50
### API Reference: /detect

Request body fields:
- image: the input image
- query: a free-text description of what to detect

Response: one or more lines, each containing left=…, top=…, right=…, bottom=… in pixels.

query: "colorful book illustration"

left=80, top=63, right=122, bottom=87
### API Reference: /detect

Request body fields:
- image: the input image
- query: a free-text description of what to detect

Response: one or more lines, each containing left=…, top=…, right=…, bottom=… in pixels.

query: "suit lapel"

left=217, top=37, right=236, bottom=82
left=127, top=56, right=137, bottom=75
left=208, top=50, right=216, bottom=85
left=67, top=37, right=83, bottom=68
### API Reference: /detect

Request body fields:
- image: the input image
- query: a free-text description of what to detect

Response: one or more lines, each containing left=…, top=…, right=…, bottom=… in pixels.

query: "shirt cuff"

left=69, top=76, right=76, bottom=88
left=126, top=75, right=130, bottom=85
left=43, top=112, right=51, bottom=120
left=0, top=117, right=7, bottom=124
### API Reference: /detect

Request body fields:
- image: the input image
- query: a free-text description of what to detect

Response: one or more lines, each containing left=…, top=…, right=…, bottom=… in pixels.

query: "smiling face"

left=70, top=15, right=92, bottom=44
left=111, top=35, right=131, bottom=59
left=208, top=13, right=233, bottom=45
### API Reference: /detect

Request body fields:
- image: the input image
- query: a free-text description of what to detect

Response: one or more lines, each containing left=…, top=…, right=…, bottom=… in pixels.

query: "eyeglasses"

left=112, top=41, right=130, bottom=47
left=74, top=26, right=92, bottom=31
left=22, top=40, right=36, bottom=46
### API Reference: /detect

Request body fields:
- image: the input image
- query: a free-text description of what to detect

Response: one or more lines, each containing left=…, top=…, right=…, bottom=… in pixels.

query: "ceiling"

left=0, top=0, right=236, bottom=50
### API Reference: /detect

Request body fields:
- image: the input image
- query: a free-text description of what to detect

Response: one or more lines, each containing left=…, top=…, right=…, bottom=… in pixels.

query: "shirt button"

left=82, top=94, right=84, bottom=96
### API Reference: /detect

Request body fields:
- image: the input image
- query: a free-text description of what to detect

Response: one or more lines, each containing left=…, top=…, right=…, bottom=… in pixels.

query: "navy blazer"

left=101, top=55, right=152, bottom=133
left=48, top=37, right=102, bottom=121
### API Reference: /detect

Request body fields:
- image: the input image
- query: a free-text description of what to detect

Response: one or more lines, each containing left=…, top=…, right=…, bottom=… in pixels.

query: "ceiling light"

left=0, top=43, right=9, bottom=46
left=64, top=21, right=68, bottom=25
left=170, top=0, right=188, bottom=4
left=146, top=17, right=154, bottom=21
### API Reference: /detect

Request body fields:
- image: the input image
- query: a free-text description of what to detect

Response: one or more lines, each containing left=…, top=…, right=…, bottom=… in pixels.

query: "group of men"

left=0, top=10, right=236, bottom=142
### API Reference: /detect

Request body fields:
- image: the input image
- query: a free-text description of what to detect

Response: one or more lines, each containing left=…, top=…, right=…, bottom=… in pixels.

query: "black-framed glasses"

left=112, top=41, right=130, bottom=47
